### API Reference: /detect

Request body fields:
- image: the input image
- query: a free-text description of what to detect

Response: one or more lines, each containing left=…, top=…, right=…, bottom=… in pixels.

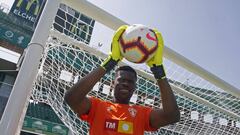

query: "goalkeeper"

left=64, top=25, right=180, bottom=135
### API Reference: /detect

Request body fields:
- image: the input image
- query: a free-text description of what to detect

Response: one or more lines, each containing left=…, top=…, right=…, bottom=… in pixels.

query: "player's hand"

left=146, top=29, right=166, bottom=80
left=101, top=25, right=128, bottom=72
left=110, top=25, right=128, bottom=61
left=147, top=29, right=164, bottom=67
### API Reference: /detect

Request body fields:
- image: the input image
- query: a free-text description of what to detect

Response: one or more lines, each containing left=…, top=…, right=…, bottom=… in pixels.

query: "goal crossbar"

left=62, top=0, right=240, bottom=98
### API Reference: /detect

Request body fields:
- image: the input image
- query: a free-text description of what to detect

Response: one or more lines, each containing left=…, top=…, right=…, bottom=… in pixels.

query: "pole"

left=0, top=0, right=61, bottom=134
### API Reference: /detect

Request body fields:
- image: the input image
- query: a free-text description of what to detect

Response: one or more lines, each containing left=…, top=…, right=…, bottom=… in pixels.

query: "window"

left=0, top=73, right=15, bottom=98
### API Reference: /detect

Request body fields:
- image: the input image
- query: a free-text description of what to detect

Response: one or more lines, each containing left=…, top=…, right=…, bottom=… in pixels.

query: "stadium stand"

left=26, top=102, right=63, bottom=124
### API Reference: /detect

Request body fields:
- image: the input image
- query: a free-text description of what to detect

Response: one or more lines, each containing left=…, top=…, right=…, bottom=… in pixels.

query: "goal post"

left=0, top=0, right=61, bottom=134
left=163, top=47, right=240, bottom=98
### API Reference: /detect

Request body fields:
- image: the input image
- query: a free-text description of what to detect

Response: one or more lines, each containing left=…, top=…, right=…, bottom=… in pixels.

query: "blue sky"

left=87, top=0, right=240, bottom=89
left=1, top=0, right=239, bottom=89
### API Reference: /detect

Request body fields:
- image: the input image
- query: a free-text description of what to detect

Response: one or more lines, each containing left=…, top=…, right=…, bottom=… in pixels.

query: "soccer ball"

left=119, top=24, right=158, bottom=63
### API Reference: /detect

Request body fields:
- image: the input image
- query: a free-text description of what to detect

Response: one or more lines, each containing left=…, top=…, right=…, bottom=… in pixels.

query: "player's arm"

left=150, top=78, right=180, bottom=128
left=146, top=29, right=180, bottom=128
left=64, top=25, right=128, bottom=116
left=64, top=67, right=106, bottom=115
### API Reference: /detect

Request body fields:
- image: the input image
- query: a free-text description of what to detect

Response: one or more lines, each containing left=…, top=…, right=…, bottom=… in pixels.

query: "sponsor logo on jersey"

left=105, top=119, right=118, bottom=131
left=105, top=119, right=133, bottom=134
left=118, top=120, right=133, bottom=134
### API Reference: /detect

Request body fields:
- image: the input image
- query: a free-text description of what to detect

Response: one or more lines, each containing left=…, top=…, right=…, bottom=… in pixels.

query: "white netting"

left=30, top=2, right=240, bottom=135
left=31, top=29, right=240, bottom=135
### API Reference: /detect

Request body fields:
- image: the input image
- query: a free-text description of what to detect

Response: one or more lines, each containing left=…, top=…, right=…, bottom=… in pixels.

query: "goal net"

left=30, top=1, right=240, bottom=135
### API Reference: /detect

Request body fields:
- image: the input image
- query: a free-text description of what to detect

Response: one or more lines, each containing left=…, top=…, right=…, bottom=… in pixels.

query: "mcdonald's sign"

left=53, top=4, right=95, bottom=44
left=10, top=0, right=46, bottom=27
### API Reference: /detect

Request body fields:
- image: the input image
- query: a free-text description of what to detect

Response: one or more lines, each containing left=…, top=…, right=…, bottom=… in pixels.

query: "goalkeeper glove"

left=146, top=29, right=166, bottom=80
left=101, top=25, right=128, bottom=72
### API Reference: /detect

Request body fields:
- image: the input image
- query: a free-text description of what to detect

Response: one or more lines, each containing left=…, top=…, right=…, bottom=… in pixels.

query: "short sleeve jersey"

left=80, top=97, right=158, bottom=135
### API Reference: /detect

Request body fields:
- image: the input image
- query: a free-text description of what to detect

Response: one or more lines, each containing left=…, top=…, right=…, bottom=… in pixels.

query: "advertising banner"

left=23, top=116, right=69, bottom=135
left=0, top=25, right=31, bottom=48
left=10, top=0, right=46, bottom=27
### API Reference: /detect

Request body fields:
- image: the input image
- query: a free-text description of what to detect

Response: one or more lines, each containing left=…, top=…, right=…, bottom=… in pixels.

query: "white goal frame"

left=0, top=0, right=239, bottom=135
left=0, top=0, right=61, bottom=134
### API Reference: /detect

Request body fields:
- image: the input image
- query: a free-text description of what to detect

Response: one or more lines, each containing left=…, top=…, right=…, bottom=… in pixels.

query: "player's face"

left=113, top=70, right=136, bottom=104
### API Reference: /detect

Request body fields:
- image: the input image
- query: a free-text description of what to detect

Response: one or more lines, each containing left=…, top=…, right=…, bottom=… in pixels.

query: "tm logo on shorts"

left=105, top=119, right=133, bottom=134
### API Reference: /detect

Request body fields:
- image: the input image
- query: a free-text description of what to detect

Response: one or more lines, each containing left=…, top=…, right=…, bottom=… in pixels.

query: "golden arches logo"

left=70, top=21, right=90, bottom=39
left=16, top=0, right=40, bottom=15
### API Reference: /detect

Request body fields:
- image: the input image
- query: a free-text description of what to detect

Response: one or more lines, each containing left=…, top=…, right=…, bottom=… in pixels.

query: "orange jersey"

left=80, top=97, right=157, bottom=135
